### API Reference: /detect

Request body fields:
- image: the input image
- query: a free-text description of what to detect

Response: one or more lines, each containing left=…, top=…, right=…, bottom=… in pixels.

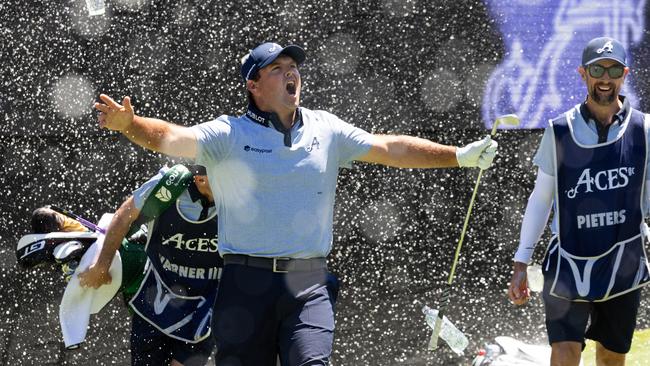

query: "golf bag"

left=17, top=231, right=100, bottom=271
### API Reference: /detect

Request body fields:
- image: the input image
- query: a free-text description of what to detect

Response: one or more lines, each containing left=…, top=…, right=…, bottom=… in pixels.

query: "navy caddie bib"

left=129, top=199, right=222, bottom=343
left=544, top=107, right=650, bottom=301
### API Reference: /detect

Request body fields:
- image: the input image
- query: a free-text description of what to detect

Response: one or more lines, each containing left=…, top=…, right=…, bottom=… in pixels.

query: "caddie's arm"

left=358, top=134, right=498, bottom=169
left=78, top=196, right=140, bottom=289
left=508, top=168, right=554, bottom=305
left=94, top=94, right=198, bottom=159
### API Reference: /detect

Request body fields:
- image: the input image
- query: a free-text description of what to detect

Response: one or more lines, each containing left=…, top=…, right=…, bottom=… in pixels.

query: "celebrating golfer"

left=95, top=41, right=498, bottom=366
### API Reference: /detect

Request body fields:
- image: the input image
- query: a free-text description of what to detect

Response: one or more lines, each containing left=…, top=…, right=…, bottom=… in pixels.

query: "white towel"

left=59, top=213, right=122, bottom=349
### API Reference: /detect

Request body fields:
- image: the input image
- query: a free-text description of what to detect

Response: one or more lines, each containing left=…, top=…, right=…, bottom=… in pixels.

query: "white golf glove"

left=456, top=136, right=498, bottom=170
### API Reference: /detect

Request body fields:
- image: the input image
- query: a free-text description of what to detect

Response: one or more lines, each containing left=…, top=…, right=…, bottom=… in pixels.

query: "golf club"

left=428, top=114, right=520, bottom=351
left=49, top=205, right=107, bottom=235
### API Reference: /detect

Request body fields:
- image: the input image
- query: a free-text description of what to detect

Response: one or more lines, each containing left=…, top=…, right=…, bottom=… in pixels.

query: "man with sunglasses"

left=508, top=37, right=650, bottom=366
left=93, top=41, right=498, bottom=365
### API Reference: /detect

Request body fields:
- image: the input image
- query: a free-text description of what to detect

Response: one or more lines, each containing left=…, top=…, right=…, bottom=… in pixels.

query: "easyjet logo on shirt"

left=244, top=145, right=272, bottom=154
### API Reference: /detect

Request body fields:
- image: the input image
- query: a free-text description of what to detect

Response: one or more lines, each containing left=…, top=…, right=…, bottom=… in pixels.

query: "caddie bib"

left=545, top=107, right=650, bottom=301
left=130, top=199, right=222, bottom=342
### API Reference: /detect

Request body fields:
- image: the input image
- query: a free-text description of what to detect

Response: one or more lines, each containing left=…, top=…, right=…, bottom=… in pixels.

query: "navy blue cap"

left=240, top=42, right=306, bottom=81
left=582, top=37, right=627, bottom=67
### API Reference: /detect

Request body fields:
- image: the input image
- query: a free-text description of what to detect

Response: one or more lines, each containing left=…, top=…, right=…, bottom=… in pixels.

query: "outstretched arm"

left=78, top=196, right=140, bottom=289
left=95, top=94, right=198, bottom=159
left=357, top=134, right=497, bottom=169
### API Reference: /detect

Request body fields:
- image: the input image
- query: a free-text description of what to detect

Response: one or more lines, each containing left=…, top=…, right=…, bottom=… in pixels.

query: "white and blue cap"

left=582, top=37, right=627, bottom=67
left=240, top=42, right=306, bottom=81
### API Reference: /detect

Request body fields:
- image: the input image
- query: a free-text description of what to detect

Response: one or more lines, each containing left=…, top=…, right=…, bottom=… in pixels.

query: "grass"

left=581, top=328, right=650, bottom=365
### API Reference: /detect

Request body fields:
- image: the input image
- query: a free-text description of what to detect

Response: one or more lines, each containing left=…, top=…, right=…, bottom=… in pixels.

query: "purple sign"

left=482, top=0, right=646, bottom=129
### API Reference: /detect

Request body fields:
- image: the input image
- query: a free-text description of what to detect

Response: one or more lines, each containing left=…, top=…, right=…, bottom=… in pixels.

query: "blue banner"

left=482, top=0, right=646, bottom=129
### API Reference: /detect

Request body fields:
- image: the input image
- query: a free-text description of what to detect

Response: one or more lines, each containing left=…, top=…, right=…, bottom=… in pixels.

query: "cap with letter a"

left=581, top=37, right=627, bottom=67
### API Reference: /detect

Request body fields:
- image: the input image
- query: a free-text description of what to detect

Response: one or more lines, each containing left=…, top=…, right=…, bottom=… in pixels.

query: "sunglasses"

left=587, top=64, right=625, bottom=79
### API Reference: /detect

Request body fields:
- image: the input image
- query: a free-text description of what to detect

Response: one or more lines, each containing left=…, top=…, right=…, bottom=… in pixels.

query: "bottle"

left=526, top=264, right=544, bottom=292
left=422, top=305, right=469, bottom=355
left=84, top=0, right=106, bottom=16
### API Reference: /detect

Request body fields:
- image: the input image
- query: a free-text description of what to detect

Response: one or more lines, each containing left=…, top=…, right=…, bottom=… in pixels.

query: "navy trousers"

left=212, top=264, right=339, bottom=366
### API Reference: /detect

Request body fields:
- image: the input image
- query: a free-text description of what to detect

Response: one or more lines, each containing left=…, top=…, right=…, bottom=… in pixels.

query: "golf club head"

left=495, top=114, right=520, bottom=128
left=489, top=114, right=520, bottom=135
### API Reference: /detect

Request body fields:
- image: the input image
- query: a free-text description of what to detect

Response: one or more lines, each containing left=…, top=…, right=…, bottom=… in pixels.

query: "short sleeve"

left=190, top=117, right=234, bottom=168
left=532, top=127, right=555, bottom=176
left=321, top=112, right=373, bottom=168
left=132, top=167, right=167, bottom=210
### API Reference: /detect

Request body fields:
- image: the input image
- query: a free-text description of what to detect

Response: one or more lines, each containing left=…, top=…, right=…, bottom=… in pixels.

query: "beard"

left=589, top=83, right=618, bottom=106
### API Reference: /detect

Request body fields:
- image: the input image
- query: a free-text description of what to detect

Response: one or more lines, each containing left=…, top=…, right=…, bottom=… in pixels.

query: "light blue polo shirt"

left=190, top=107, right=374, bottom=258
left=132, top=167, right=216, bottom=220
left=533, top=102, right=650, bottom=234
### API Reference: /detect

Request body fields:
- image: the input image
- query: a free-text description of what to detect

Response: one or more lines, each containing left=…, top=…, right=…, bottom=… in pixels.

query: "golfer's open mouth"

left=286, top=81, right=297, bottom=95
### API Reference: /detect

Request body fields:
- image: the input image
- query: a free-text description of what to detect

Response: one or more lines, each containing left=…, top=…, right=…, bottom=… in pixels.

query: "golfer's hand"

left=456, top=136, right=498, bottom=169
left=508, top=262, right=530, bottom=305
left=95, top=94, right=134, bottom=132
left=78, top=263, right=112, bottom=289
